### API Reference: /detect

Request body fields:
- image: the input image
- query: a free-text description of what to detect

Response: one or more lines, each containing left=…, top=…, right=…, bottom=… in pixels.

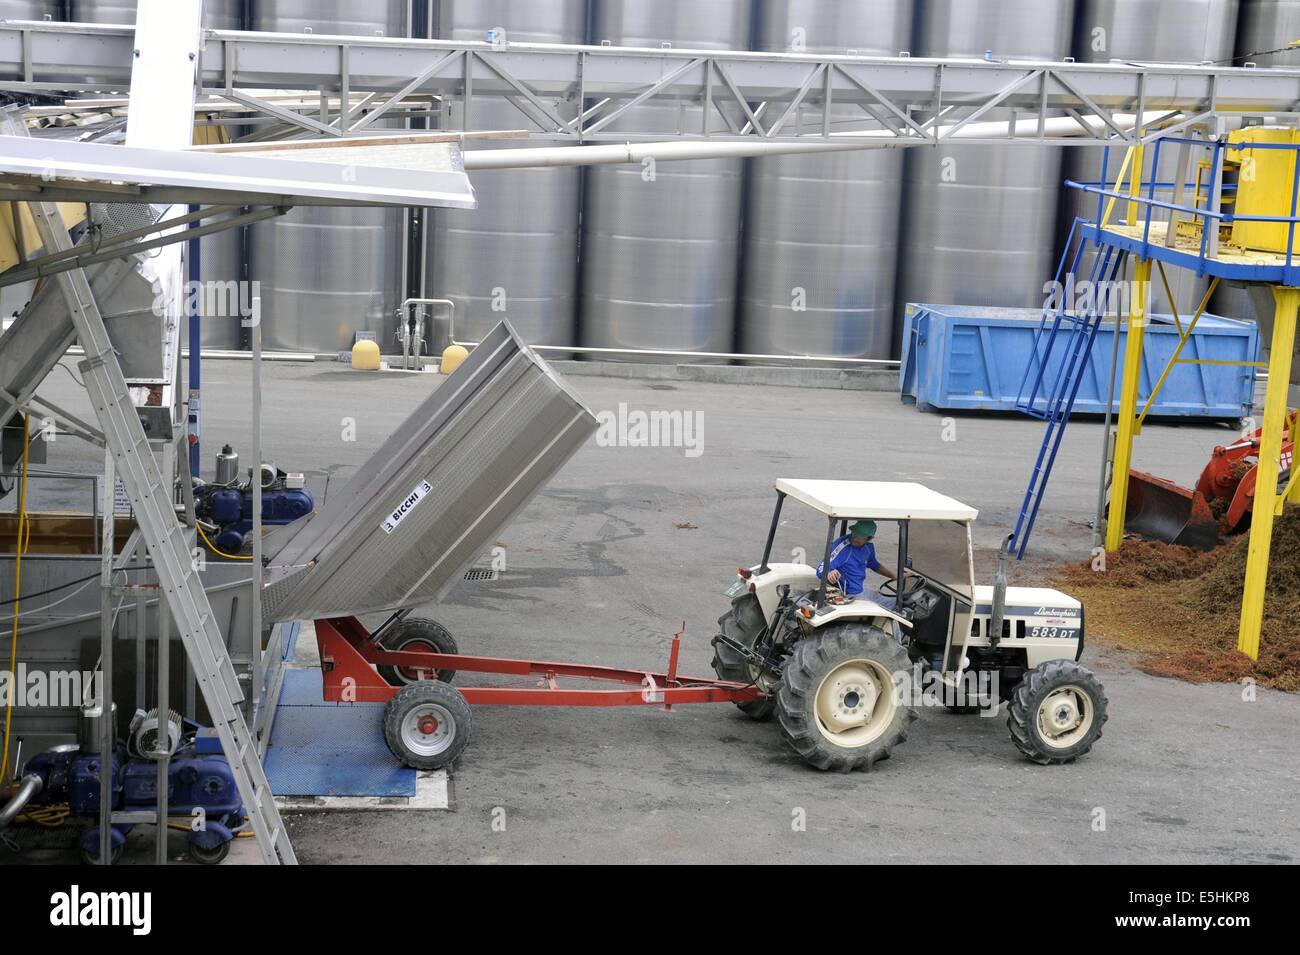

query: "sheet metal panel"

left=262, top=321, right=595, bottom=620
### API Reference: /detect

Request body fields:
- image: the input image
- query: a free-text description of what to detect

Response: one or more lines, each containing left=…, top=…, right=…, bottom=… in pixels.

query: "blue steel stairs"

left=1009, top=218, right=1131, bottom=558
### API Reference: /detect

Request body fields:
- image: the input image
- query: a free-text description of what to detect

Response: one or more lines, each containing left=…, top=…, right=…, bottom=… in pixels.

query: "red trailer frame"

left=314, top=616, right=765, bottom=709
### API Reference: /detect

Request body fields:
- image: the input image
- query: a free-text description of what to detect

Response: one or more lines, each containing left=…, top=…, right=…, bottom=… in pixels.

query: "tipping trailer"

left=265, top=321, right=761, bottom=768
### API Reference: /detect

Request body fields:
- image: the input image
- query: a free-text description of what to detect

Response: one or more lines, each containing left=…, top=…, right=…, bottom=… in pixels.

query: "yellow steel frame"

left=1238, top=286, right=1299, bottom=659
left=1135, top=271, right=1223, bottom=431
left=1105, top=257, right=1152, bottom=553
left=1097, top=136, right=1294, bottom=660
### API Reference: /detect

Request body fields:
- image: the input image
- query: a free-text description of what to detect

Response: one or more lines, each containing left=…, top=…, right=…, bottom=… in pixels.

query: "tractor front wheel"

left=776, top=623, right=915, bottom=772
left=1007, top=660, right=1108, bottom=765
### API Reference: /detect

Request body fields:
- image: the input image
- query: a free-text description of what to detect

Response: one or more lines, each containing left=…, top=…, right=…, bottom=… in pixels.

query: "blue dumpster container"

left=899, top=303, right=1259, bottom=419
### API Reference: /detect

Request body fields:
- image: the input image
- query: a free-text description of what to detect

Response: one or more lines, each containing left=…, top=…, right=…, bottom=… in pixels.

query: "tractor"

left=711, top=479, right=1107, bottom=771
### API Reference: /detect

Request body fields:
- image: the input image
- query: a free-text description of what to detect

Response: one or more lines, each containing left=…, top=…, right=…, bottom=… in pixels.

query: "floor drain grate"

left=462, top=568, right=499, bottom=582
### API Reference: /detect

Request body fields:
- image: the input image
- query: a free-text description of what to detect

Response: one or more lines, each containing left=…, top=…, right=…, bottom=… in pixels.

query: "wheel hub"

left=399, top=639, right=435, bottom=682
left=1036, top=686, right=1092, bottom=748
left=401, top=702, right=455, bottom=756
left=811, top=665, right=883, bottom=738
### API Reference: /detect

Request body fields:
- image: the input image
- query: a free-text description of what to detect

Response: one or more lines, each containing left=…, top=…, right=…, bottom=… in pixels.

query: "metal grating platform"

left=263, top=669, right=415, bottom=798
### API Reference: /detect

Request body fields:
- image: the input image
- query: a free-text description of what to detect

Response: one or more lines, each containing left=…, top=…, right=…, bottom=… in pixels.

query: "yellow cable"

left=1, top=416, right=30, bottom=785
left=16, top=801, right=69, bottom=827
left=196, top=523, right=252, bottom=561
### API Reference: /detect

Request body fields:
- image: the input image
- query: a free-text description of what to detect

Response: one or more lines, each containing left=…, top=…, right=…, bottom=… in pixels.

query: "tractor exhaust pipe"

left=989, top=534, right=1013, bottom=650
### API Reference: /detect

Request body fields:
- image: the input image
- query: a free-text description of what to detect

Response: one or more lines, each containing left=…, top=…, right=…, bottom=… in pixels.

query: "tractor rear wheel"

left=376, top=617, right=459, bottom=686
left=776, top=623, right=915, bottom=772
left=383, top=680, right=472, bottom=770
left=711, top=595, right=777, bottom=720
left=1007, top=660, right=1107, bottom=765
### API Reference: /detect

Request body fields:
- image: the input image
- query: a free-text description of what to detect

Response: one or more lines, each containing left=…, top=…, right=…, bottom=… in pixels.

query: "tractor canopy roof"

left=774, top=479, right=978, bottom=523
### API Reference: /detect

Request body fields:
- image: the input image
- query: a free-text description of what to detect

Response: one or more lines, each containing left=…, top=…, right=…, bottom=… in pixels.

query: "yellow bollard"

left=1105, top=258, right=1152, bottom=552
left=440, top=344, right=469, bottom=375
left=1237, top=285, right=1300, bottom=660
left=351, top=339, right=381, bottom=371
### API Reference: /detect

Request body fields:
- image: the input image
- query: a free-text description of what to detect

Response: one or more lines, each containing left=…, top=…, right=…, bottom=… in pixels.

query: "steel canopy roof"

left=775, top=479, right=979, bottom=522
left=0, top=133, right=477, bottom=208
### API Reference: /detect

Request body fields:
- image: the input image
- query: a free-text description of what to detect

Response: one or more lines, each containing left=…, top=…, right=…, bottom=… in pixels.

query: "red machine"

left=1123, top=411, right=1296, bottom=549
left=313, top=616, right=763, bottom=769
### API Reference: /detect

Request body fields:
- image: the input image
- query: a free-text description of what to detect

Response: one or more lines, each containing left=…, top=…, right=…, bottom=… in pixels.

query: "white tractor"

left=711, top=480, right=1107, bottom=771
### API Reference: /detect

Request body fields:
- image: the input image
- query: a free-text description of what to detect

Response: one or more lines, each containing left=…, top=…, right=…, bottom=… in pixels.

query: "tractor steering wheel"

left=879, top=573, right=926, bottom=601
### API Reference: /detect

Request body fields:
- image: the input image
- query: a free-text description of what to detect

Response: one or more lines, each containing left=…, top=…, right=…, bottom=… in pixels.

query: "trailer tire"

left=776, top=623, right=915, bottom=772
left=711, top=596, right=776, bottom=720
left=1007, top=660, right=1107, bottom=765
left=376, top=617, right=459, bottom=686
left=384, top=681, right=472, bottom=770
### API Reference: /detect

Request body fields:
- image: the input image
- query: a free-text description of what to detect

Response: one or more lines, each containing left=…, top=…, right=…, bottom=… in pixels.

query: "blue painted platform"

left=263, top=668, right=415, bottom=798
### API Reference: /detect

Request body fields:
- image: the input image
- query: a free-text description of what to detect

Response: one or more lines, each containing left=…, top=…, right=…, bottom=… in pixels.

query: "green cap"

left=849, top=520, right=876, bottom=539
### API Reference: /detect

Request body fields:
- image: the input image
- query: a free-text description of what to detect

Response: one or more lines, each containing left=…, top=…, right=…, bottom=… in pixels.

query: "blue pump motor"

left=23, top=730, right=245, bottom=865
left=194, top=447, right=313, bottom=553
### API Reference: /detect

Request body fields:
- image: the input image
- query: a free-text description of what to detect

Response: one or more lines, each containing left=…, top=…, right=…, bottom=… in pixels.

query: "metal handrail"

left=1070, top=134, right=1300, bottom=284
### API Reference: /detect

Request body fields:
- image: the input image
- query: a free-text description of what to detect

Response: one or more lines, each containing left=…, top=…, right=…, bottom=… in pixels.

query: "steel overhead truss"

left=3, top=21, right=1300, bottom=145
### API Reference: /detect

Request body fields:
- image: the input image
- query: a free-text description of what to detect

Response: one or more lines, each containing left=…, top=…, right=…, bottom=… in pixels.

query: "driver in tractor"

left=816, top=519, right=902, bottom=608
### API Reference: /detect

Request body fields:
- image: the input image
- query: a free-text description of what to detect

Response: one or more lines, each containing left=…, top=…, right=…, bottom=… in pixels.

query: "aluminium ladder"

left=26, top=200, right=296, bottom=865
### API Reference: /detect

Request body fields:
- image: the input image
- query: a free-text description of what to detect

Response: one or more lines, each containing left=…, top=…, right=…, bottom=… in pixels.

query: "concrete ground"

left=13, top=357, right=1300, bottom=864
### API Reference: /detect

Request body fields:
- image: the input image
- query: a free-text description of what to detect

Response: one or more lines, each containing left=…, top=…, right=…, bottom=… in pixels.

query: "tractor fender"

left=806, top=599, right=912, bottom=632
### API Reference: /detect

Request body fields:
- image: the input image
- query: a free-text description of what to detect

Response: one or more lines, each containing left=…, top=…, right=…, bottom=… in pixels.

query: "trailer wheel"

left=711, top=596, right=776, bottom=720
left=376, top=617, right=459, bottom=686
left=776, top=623, right=915, bottom=772
left=384, top=681, right=472, bottom=770
left=1007, top=660, right=1107, bottom=765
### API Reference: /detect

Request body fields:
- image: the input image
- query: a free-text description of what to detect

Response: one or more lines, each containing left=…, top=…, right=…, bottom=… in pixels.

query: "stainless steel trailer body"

left=261, top=321, right=597, bottom=621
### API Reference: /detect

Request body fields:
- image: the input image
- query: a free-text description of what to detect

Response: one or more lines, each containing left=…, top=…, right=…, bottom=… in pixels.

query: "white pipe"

left=462, top=112, right=1177, bottom=170
left=453, top=340, right=899, bottom=366
left=464, top=138, right=899, bottom=169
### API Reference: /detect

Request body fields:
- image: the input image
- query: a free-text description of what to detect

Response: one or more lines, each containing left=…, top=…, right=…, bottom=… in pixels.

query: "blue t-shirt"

left=817, top=535, right=883, bottom=596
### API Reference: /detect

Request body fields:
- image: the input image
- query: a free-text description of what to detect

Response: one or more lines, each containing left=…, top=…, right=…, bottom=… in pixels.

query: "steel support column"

left=1105, top=257, right=1152, bottom=553
left=1238, top=286, right=1300, bottom=660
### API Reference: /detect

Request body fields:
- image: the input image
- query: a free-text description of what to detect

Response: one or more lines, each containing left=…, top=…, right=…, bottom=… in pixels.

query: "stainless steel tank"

left=896, top=0, right=1075, bottom=352
left=68, top=0, right=240, bottom=27
left=580, top=0, right=752, bottom=359
left=1237, top=0, right=1300, bottom=66
left=740, top=0, right=912, bottom=362
left=1070, top=1, right=1239, bottom=318
left=430, top=0, right=585, bottom=348
left=247, top=2, right=405, bottom=354
left=1, top=1, right=63, bottom=19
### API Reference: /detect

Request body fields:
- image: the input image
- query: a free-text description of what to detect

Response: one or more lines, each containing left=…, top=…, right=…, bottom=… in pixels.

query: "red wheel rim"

left=398, top=639, right=437, bottom=681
